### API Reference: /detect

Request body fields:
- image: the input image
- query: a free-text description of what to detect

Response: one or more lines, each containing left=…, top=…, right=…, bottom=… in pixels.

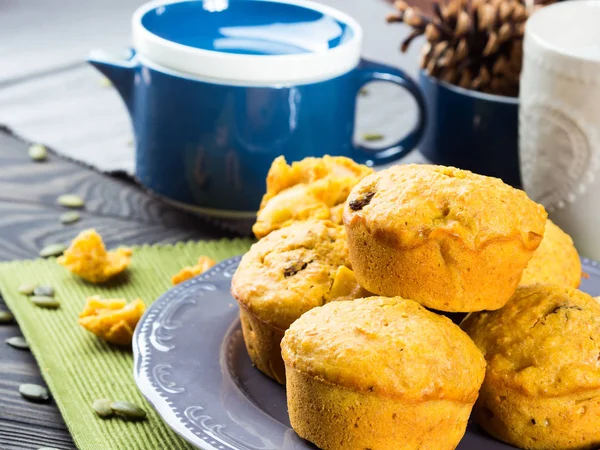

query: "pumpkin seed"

left=359, top=87, right=369, bottom=96
left=57, top=194, right=84, bottom=208
left=33, top=285, right=54, bottom=297
left=28, top=144, right=48, bottom=162
left=60, top=211, right=80, bottom=224
left=0, top=310, right=14, bottom=324
left=19, top=383, right=50, bottom=402
left=6, top=336, right=29, bottom=350
left=99, top=76, right=112, bottom=88
left=30, top=296, right=60, bottom=309
left=362, top=132, right=385, bottom=142
left=39, top=243, right=66, bottom=258
left=110, top=401, right=147, bottom=421
left=93, top=398, right=114, bottom=418
left=18, top=282, right=38, bottom=295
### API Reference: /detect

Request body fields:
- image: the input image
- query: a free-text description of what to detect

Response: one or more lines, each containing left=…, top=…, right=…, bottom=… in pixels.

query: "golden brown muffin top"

left=232, top=220, right=365, bottom=330
left=344, top=164, right=547, bottom=250
left=281, top=296, right=486, bottom=403
left=520, top=220, right=581, bottom=288
left=462, top=285, right=600, bottom=397
left=253, top=156, right=373, bottom=239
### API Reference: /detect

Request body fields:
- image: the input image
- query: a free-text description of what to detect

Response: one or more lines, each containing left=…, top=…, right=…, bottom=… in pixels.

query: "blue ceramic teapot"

left=89, top=0, right=426, bottom=218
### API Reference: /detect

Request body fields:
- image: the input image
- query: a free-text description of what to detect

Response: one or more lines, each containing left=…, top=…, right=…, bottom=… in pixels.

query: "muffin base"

left=346, top=228, right=534, bottom=312
left=286, top=365, right=473, bottom=450
left=475, top=382, right=600, bottom=450
left=238, top=304, right=286, bottom=384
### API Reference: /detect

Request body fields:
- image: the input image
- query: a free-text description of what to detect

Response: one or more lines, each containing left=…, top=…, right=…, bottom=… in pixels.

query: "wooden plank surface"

left=0, top=323, right=75, bottom=450
left=0, top=127, right=233, bottom=450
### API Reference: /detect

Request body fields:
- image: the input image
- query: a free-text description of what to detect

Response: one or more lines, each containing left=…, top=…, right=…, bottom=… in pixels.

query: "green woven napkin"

left=0, top=238, right=253, bottom=450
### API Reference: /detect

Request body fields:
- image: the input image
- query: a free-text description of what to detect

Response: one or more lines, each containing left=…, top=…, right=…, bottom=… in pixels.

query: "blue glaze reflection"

left=202, top=0, right=229, bottom=13
left=218, top=17, right=346, bottom=54
left=141, top=0, right=353, bottom=55
left=288, top=88, right=300, bottom=131
left=212, top=37, right=309, bottom=55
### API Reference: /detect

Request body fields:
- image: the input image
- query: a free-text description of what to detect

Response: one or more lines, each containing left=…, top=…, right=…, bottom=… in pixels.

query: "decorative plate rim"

left=133, top=256, right=243, bottom=450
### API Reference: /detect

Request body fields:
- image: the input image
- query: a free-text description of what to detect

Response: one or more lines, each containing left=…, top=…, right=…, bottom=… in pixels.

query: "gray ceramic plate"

left=133, top=256, right=600, bottom=450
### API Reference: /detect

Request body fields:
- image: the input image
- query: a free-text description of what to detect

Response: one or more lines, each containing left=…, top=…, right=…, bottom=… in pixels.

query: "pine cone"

left=387, top=0, right=537, bottom=97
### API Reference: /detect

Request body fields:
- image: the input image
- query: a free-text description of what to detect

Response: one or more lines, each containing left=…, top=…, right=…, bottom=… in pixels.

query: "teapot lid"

left=132, top=0, right=362, bottom=85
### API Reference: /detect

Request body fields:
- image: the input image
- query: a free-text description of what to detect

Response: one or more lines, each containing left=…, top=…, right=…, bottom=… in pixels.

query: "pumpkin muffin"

left=520, top=220, right=581, bottom=288
left=343, top=164, right=547, bottom=312
left=281, top=296, right=485, bottom=450
left=252, top=155, right=373, bottom=239
left=231, top=220, right=368, bottom=384
left=462, top=285, right=600, bottom=450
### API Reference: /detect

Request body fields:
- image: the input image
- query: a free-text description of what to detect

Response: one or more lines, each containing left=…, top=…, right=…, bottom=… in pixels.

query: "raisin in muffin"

left=231, top=220, right=368, bottom=384
left=343, top=164, right=547, bottom=312
left=462, top=285, right=600, bottom=450
left=281, top=296, right=485, bottom=450
left=252, top=156, right=373, bottom=239
left=520, top=220, right=581, bottom=288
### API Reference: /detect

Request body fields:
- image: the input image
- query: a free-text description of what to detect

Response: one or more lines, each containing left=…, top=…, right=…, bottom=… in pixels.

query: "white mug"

left=520, top=0, right=600, bottom=260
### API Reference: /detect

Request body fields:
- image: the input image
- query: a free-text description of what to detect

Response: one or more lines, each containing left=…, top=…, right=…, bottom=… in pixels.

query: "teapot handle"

left=352, top=59, right=427, bottom=166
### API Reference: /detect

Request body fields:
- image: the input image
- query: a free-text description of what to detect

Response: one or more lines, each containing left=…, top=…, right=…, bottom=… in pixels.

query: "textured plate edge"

left=132, top=257, right=243, bottom=450
left=581, top=257, right=600, bottom=274
left=133, top=358, right=212, bottom=449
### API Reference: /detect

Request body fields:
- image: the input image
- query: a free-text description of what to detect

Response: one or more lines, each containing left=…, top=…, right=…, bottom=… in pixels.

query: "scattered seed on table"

left=359, top=87, right=369, bottom=96
left=18, top=282, right=38, bottom=295
left=19, top=383, right=50, bottom=403
left=28, top=144, right=48, bottom=162
left=93, top=398, right=114, bottom=418
left=60, top=211, right=80, bottom=224
left=30, top=296, right=60, bottom=309
left=57, top=194, right=85, bottom=208
left=18, top=283, right=38, bottom=295
left=0, top=310, right=14, bottom=324
left=39, top=243, right=66, bottom=258
left=6, top=336, right=29, bottom=350
left=33, top=285, right=54, bottom=297
left=362, top=132, right=384, bottom=142
left=110, top=401, right=147, bottom=421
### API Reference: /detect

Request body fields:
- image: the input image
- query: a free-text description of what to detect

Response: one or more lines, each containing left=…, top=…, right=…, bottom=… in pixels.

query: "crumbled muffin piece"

left=171, top=256, right=216, bottom=285
left=57, top=229, right=132, bottom=283
left=79, top=296, right=145, bottom=346
left=253, top=156, right=373, bottom=239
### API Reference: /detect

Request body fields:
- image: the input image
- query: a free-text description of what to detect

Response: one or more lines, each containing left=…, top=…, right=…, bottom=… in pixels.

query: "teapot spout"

left=88, top=49, right=138, bottom=113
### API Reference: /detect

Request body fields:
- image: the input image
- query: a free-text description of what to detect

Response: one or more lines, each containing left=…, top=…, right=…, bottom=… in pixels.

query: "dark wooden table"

left=0, top=127, right=235, bottom=449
